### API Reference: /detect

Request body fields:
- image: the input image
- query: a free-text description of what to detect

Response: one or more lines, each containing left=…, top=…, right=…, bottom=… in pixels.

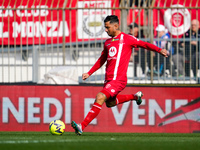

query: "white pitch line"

left=0, top=138, right=116, bottom=144
left=0, top=139, right=73, bottom=144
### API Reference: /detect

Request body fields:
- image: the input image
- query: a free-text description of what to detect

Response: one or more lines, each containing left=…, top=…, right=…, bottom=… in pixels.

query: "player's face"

left=104, top=21, right=118, bottom=37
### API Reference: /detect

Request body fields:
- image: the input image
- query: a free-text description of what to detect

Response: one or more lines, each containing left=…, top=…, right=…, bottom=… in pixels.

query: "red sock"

left=81, top=102, right=102, bottom=130
left=115, top=94, right=137, bottom=105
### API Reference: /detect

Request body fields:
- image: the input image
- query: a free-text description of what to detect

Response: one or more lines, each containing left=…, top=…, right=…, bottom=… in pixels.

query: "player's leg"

left=81, top=92, right=106, bottom=130
left=71, top=92, right=107, bottom=135
left=105, top=80, right=143, bottom=107
left=117, top=91, right=143, bottom=105
left=105, top=91, right=143, bottom=107
left=71, top=80, right=143, bottom=135
left=103, top=81, right=143, bottom=107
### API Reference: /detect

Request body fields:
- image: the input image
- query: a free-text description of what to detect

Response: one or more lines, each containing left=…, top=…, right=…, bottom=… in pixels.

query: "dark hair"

left=129, top=22, right=138, bottom=29
left=104, top=15, right=119, bottom=24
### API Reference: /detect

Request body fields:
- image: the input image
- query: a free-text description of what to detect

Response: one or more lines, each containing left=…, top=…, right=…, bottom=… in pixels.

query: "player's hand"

left=82, top=73, right=90, bottom=80
left=160, top=49, right=168, bottom=58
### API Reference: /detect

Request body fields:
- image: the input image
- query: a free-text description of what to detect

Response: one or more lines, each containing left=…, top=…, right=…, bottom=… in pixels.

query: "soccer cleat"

left=135, top=91, right=143, bottom=105
left=71, top=121, right=83, bottom=135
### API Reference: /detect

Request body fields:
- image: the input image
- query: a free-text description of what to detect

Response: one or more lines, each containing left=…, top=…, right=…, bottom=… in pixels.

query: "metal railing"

left=0, top=0, right=199, bottom=84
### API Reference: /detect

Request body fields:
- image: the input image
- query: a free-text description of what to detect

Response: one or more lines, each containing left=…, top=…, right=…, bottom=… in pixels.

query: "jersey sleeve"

left=87, top=48, right=107, bottom=76
left=136, top=40, right=162, bottom=52
left=130, top=35, right=161, bottom=53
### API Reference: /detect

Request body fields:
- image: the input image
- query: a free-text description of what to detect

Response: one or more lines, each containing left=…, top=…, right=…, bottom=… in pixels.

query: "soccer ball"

left=49, top=120, right=65, bottom=135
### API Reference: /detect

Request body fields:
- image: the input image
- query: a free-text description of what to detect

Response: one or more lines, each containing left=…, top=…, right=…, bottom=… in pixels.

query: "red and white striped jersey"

left=88, top=32, right=161, bottom=82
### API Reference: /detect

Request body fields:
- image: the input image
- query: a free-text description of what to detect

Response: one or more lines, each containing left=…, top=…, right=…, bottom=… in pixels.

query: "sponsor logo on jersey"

left=112, top=38, right=119, bottom=41
left=164, top=4, right=191, bottom=36
left=109, top=46, right=117, bottom=57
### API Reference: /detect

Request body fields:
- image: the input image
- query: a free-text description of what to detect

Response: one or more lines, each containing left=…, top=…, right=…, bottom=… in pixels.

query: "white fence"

left=0, top=0, right=200, bottom=84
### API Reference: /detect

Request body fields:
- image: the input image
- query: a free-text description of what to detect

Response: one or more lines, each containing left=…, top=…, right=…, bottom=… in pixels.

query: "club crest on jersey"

left=109, top=46, right=117, bottom=57
left=105, top=84, right=111, bottom=89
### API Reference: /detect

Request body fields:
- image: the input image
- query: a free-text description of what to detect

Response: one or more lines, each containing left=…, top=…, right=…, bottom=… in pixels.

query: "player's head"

left=104, top=15, right=120, bottom=37
left=104, top=15, right=119, bottom=24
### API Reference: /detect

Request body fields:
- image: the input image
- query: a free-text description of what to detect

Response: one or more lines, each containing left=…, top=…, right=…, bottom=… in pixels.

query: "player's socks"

left=81, top=102, right=102, bottom=130
left=115, top=94, right=138, bottom=105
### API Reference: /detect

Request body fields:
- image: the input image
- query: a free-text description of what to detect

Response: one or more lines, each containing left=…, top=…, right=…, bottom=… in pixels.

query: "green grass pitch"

left=0, top=132, right=200, bottom=150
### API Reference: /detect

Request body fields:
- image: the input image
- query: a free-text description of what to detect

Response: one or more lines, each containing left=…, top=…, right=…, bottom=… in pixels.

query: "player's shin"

left=81, top=102, right=102, bottom=130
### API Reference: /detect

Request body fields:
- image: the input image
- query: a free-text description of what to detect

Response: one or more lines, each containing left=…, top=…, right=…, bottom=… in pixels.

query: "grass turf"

left=0, top=132, right=200, bottom=150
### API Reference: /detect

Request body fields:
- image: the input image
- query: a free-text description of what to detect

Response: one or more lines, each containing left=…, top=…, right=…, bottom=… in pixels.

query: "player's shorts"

left=100, top=80, right=127, bottom=101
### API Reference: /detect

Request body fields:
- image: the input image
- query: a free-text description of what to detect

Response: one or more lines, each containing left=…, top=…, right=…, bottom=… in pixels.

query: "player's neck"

left=112, top=30, right=121, bottom=38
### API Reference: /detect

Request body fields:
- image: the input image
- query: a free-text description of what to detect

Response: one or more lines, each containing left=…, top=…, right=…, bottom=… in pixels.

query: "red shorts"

left=101, top=80, right=127, bottom=100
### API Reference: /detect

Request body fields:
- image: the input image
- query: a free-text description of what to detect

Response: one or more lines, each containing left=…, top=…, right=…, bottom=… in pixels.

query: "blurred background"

left=0, top=0, right=200, bottom=84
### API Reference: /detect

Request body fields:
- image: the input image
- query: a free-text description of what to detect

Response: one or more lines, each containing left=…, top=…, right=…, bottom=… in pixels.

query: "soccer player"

left=71, top=15, right=168, bottom=135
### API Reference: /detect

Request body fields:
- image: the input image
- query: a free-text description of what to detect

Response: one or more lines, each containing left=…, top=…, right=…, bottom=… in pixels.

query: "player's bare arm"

left=160, top=49, right=168, bottom=57
left=82, top=73, right=90, bottom=80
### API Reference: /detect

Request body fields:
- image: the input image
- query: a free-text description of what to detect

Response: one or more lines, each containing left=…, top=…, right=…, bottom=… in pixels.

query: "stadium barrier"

left=0, top=85, right=199, bottom=133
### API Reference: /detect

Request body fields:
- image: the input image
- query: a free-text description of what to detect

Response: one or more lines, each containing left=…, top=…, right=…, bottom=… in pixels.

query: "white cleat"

left=135, top=91, right=143, bottom=105
left=71, top=121, right=83, bottom=135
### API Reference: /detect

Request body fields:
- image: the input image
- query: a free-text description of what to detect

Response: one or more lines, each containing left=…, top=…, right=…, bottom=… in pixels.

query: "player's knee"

left=95, top=92, right=106, bottom=105
left=105, top=101, right=115, bottom=108
left=105, top=102, right=113, bottom=108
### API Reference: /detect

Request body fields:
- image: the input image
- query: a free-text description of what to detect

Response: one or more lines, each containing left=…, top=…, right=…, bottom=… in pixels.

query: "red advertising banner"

left=0, top=85, right=199, bottom=133
left=153, top=0, right=200, bottom=37
left=0, top=0, right=119, bottom=45
left=127, top=9, right=147, bottom=26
